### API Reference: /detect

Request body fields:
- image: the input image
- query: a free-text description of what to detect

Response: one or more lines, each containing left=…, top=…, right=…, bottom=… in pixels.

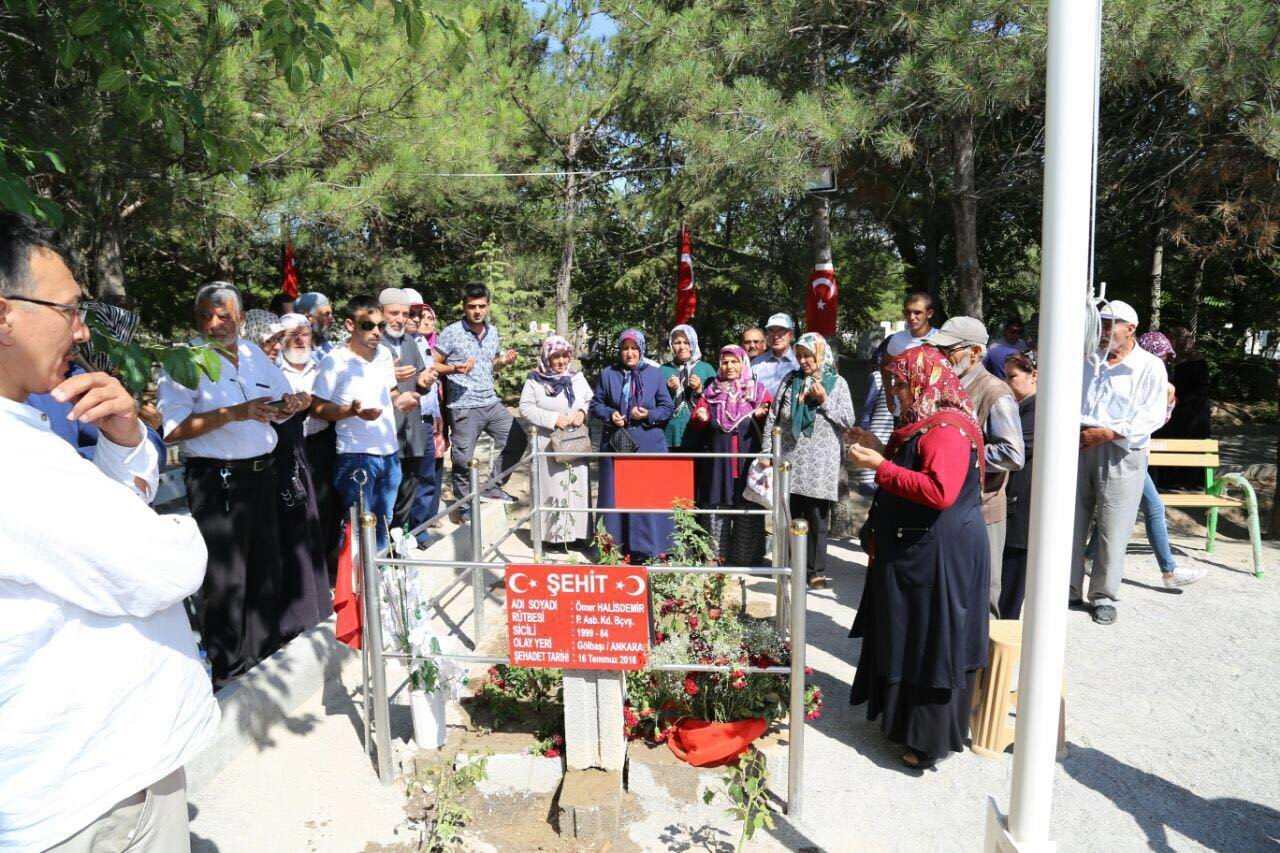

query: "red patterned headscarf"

left=883, top=346, right=984, bottom=466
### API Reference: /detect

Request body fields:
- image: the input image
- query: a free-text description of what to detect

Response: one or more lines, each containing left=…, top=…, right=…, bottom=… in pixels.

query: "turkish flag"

left=805, top=260, right=838, bottom=338
left=332, top=522, right=361, bottom=650
left=674, top=225, right=696, bottom=325
left=281, top=243, right=300, bottom=299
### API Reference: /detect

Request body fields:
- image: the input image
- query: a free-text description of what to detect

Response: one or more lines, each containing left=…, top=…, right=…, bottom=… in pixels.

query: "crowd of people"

left=0, top=207, right=1222, bottom=848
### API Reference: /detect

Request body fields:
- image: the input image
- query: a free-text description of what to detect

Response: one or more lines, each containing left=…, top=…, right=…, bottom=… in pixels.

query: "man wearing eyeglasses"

left=311, top=294, right=423, bottom=551
left=0, top=213, right=218, bottom=851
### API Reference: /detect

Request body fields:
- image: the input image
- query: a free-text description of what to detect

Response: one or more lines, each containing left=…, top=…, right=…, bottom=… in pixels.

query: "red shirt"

left=874, top=424, right=974, bottom=510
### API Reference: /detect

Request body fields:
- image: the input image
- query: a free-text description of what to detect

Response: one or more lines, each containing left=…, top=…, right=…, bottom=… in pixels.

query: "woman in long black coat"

left=846, top=345, right=989, bottom=769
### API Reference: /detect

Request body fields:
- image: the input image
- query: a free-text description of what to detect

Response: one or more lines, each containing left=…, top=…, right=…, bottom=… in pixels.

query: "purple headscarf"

left=1138, top=331, right=1175, bottom=361
left=618, top=328, right=646, bottom=408
left=702, top=345, right=769, bottom=432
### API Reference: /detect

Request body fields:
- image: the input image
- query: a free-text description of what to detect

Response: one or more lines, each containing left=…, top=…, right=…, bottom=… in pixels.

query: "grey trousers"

left=987, top=519, right=1007, bottom=615
left=448, top=401, right=525, bottom=501
left=1071, top=442, right=1148, bottom=606
left=48, top=768, right=189, bottom=853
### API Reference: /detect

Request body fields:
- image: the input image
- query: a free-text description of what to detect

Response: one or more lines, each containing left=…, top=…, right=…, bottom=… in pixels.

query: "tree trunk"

left=949, top=114, right=983, bottom=319
left=1190, top=259, right=1205, bottom=339
left=1272, top=421, right=1280, bottom=539
left=554, top=130, right=580, bottom=337
left=93, top=221, right=126, bottom=301
left=1150, top=231, right=1164, bottom=330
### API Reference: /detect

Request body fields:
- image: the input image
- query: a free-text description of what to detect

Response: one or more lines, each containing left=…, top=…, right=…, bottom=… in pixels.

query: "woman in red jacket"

left=846, top=345, right=990, bottom=769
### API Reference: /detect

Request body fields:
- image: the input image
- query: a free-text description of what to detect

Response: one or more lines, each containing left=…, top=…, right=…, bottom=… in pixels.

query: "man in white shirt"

left=1071, top=300, right=1169, bottom=625
left=311, top=294, right=422, bottom=551
left=0, top=213, right=218, bottom=852
left=750, top=312, right=800, bottom=396
left=158, top=282, right=306, bottom=683
left=884, top=290, right=939, bottom=356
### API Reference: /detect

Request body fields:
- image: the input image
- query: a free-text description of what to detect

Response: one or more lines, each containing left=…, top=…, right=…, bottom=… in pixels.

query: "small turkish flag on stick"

left=806, top=260, right=838, bottom=338
left=281, top=243, right=300, bottom=299
left=674, top=225, right=696, bottom=325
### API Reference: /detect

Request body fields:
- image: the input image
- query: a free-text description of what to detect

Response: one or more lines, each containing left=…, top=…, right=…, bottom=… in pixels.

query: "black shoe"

left=1091, top=604, right=1117, bottom=625
left=1068, top=598, right=1090, bottom=611
left=481, top=487, right=517, bottom=504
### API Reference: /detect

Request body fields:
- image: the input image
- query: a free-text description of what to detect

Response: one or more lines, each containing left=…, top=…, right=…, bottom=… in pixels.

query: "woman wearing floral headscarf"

left=761, top=332, right=856, bottom=588
left=519, top=335, right=594, bottom=546
left=661, top=324, right=716, bottom=451
left=589, top=329, right=675, bottom=561
left=690, top=345, right=772, bottom=563
left=846, top=345, right=988, bottom=769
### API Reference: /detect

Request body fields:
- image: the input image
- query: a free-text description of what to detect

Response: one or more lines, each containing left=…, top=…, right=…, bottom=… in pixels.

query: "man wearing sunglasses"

left=311, top=295, right=423, bottom=551
left=0, top=213, right=217, bottom=851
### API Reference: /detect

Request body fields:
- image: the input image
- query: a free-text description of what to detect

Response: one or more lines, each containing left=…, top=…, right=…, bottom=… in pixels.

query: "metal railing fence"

left=352, top=428, right=809, bottom=819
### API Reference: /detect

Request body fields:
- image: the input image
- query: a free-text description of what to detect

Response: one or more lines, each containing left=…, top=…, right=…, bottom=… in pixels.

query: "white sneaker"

left=1163, top=565, right=1207, bottom=588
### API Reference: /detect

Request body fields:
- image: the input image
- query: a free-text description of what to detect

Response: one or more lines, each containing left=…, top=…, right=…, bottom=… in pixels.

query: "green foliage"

left=405, top=753, right=488, bottom=851
left=701, top=746, right=775, bottom=853
left=87, top=315, right=220, bottom=393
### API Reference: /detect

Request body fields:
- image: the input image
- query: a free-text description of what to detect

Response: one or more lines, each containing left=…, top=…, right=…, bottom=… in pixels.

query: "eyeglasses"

left=356, top=320, right=387, bottom=332
left=3, top=295, right=91, bottom=324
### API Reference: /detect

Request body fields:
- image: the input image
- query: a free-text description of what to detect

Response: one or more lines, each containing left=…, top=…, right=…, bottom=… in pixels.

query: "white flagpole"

left=987, top=0, right=1103, bottom=849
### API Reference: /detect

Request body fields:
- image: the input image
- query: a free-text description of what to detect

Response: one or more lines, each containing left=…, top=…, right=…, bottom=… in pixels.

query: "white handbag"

left=742, top=457, right=774, bottom=509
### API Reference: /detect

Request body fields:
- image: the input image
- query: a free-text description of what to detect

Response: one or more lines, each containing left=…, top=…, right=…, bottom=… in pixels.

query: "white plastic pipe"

left=1005, top=0, right=1102, bottom=845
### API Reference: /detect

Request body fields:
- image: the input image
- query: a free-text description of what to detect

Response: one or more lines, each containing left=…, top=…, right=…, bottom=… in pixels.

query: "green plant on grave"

left=702, top=746, right=775, bottom=853
left=404, top=754, right=489, bottom=851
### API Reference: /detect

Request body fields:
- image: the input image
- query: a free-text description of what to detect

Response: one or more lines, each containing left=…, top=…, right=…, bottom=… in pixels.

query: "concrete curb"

left=187, top=618, right=355, bottom=793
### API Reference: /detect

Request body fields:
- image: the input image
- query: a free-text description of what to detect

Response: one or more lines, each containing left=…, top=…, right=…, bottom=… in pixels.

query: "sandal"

left=901, top=749, right=938, bottom=770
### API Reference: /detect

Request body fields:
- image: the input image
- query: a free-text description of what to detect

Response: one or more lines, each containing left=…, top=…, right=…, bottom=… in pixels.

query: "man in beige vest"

left=931, top=317, right=1025, bottom=614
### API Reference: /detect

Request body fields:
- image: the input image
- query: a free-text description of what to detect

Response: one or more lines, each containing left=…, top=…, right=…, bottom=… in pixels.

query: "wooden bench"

left=1148, top=438, right=1264, bottom=578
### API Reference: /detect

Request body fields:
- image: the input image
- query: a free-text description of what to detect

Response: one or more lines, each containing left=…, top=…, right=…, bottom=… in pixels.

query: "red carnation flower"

left=683, top=676, right=699, bottom=696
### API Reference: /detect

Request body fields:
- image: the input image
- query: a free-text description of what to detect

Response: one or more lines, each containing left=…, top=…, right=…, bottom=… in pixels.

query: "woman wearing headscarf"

left=846, top=345, right=989, bottom=769
left=406, top=299, right=447, bottom=525
left=762, top=332, right=856, bottom=588
left=245, top=311, right=331, bottom=638
left=589, top=329, right=676, bottom=561
left=519, top=335, right=594, bottom=547
left=661, top=324, right=717, bottom=451
left=690, top=345, right=772, bottom=563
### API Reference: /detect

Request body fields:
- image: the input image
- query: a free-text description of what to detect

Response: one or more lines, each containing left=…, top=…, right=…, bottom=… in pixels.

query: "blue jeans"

left=1085, top=471, right=1177, bottom=573
left=333, top=452, right=402, bottom=552
left=1140, top=471, right=1177, bottom=573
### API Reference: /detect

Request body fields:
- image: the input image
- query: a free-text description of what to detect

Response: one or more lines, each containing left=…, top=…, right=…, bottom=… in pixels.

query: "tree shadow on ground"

left=1062, top=744, right=1280, bottom=852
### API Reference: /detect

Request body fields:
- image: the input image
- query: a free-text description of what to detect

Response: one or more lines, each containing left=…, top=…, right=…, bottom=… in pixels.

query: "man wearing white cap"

left=1070, top=300, right=1168, bottom=625
left=377, top=287, right=439, bottom=545
left=932, top=316, right=1025, bottom=613
left=750, top=312, right=799, bottom=397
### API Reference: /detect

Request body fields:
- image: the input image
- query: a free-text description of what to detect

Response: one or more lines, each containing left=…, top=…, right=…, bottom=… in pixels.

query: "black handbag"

left=608, top=426, right=639, bottom=454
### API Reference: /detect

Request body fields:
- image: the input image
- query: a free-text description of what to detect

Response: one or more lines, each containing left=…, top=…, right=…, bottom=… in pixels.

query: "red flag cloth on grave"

left=281, top=243, right=300, bottom=299
left=674, top=225, right=697, bottom=325
left=805, top=260, right=838, bottom=338
left=333, top=521, right=361, bottom=650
